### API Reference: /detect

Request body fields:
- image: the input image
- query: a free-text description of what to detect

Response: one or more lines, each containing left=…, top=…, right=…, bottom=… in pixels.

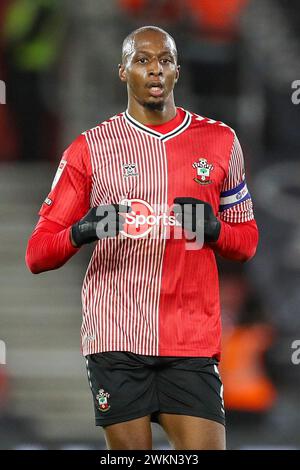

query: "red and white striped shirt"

left=34, top=107, right=258, bottom=358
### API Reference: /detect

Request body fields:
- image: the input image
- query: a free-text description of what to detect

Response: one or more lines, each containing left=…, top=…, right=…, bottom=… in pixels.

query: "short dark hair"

left=122, top=25, right=177, bottom=64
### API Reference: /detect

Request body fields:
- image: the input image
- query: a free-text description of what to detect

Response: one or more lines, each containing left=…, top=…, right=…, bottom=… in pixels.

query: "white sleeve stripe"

left=222, top=136, right=245, bottom=193
left=220, top=135, right=254, bottom=223
left=219, top=199, right=254, bottom=223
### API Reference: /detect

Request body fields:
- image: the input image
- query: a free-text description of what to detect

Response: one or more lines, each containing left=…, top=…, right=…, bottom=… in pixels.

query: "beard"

left=143, top=100, right=164, bottom=111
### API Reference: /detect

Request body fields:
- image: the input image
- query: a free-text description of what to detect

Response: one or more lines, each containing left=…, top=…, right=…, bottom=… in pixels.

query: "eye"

left=138, top=57, right=148, bottom=64
left=161, top=58, right=172, bottom=64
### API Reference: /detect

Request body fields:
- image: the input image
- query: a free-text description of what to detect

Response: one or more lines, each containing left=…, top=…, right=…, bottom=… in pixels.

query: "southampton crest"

left=192, top=158, right=214, bottom=185
left=96, top=388, right=111, bottom=412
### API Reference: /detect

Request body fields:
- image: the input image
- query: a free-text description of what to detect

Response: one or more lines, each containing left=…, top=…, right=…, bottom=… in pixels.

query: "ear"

left=118, top=64, right=127, bottom=83
left=175, top=64, right=180, bottom=84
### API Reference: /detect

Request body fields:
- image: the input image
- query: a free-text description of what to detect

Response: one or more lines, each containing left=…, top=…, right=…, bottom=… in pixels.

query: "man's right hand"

left=71, top=204, right=131, bottom=247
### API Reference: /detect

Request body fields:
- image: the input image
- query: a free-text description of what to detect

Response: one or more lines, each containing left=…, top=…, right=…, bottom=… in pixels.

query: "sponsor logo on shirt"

left=118, top=198, right=204, bottom=250
left=119, top=198, right=179, bottom=239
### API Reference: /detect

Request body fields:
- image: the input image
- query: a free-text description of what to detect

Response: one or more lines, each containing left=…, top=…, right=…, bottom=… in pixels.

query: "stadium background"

left=1, top=0, right=300, bottom=450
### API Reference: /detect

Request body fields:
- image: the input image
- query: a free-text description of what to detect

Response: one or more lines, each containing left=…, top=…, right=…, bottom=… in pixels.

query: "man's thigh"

left=103, top=415, right=153, bottom=450
left=158, top=414, right=225, bottom=450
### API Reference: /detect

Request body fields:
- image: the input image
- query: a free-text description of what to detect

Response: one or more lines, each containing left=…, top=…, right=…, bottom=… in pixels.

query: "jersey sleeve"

left=25, top=216, right=79, bottom=274
left=38, top=134, right=92, bottom=227
left=218, top=134, right=254, bottom=224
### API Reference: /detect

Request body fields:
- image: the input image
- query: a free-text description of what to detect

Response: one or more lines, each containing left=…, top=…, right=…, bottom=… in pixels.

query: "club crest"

left=192, top=158, right=214, bottom=185
left=96, top=388, right=111, bottom=412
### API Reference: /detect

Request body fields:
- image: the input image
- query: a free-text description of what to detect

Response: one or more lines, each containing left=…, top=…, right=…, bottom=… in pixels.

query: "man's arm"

left=173, top=198, right=258, bottom=262
left=26, top=204, right=131, bottom=274
left=213, top=133, right=258, bottom=261
left=211, top=219, right=258, bottom=262
left=26, top=217, right=79, bottom=274
left=174, top=133, right=258, bottom=262
left=25, top=131, right=130, bottom=274
left=25, top=134, right=91, bottom=274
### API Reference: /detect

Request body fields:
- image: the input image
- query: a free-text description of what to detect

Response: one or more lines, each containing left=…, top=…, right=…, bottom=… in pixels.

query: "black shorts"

left=85, top=351, right=225, bottom=428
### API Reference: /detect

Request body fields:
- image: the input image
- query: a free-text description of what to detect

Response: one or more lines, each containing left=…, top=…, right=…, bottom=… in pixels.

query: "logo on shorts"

left=96, top=388, right=111, bottom=412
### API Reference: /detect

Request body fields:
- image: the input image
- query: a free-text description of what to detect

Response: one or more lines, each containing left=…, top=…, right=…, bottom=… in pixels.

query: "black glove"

left=173, top=197, right=221, bottom=242
left=71, top=204, right=131, bottom=247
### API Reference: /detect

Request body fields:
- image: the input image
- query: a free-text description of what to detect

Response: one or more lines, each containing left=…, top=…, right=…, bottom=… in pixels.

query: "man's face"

left=119, top=31, right=180, bottom=111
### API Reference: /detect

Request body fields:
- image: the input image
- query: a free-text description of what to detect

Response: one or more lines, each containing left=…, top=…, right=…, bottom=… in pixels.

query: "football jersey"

left=39, top=107, right=255, bottom=358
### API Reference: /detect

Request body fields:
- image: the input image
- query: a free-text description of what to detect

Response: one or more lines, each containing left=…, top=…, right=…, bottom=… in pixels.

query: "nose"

left=148, top=58, right=163, bottom=76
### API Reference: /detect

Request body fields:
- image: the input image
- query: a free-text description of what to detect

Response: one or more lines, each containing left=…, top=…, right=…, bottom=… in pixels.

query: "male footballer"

left=26, top=26, right=259, bottom=450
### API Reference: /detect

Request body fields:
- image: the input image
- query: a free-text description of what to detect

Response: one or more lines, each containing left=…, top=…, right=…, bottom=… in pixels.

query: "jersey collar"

left=123, top=107, right=192, bottom=142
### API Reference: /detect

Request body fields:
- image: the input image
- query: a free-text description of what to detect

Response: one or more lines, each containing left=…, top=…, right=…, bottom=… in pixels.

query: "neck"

left=127, top=95, right=177, bottom=125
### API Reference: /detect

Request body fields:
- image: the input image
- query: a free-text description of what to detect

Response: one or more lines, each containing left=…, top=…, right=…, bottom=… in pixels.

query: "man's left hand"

left=173, top=197, right=221, bottom=242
